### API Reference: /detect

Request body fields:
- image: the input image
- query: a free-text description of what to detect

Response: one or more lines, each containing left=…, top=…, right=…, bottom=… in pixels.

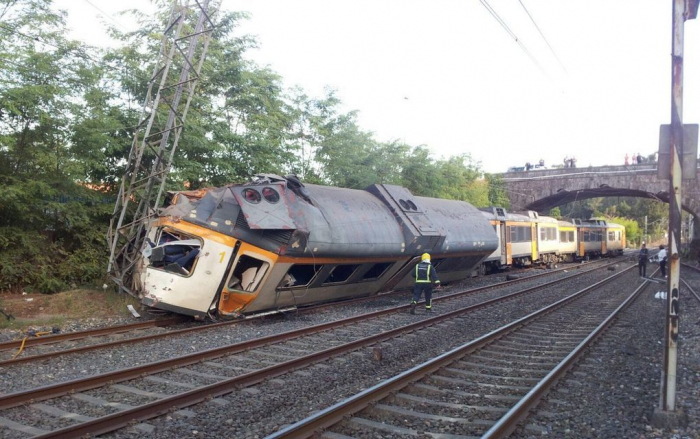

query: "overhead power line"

left=82, top=0, right=131, bottom=31
left=518, top=0, right=567, bottom=74
left=0, top=23, right=150, bottom=83
left=478, top=0, right=546, bottom=76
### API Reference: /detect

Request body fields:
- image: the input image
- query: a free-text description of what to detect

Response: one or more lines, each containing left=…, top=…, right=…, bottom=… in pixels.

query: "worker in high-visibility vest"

left=410, top=253, right=440, bottom=314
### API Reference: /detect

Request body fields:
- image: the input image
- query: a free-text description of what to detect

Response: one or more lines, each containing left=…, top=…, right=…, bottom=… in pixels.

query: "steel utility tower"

left=107, top=0, right=217, bottom=296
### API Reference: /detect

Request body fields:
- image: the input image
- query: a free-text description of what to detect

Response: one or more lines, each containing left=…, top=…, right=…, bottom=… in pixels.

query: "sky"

left=51, top=0, right=700, bottom=174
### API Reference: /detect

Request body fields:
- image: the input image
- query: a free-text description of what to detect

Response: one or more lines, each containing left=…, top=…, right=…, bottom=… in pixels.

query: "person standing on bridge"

left=410, top=253, right=440, bottom=314
left=624, top=153, right=629, bottom=165
left=638, top=243, right=649, bottom=277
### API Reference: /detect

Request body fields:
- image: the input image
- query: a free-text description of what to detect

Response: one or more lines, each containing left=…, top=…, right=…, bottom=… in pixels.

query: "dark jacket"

left=415, top=261, right=440, bottom=284
left=639, top=248, right=649, bottom=263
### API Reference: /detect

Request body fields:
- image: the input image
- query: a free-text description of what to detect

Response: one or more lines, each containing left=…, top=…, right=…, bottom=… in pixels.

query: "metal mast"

left=107, top=0, right=217, bottom=296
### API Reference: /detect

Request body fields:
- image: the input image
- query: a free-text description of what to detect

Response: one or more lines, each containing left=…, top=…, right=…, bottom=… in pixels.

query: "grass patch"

left=0, top=288, right=142, bottom=331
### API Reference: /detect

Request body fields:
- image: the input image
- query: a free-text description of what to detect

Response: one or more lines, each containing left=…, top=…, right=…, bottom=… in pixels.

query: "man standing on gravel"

left=410, top=253, right=440, bottom=314
left=638, top=243, right=649, bottom=277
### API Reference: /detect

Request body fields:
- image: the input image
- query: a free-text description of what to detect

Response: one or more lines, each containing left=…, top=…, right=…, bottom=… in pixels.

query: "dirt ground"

left=0, top=288, right=142, bottom=331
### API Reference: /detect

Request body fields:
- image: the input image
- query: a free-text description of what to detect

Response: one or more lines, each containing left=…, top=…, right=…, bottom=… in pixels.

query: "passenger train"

left=134, top=175, right=626, bottom=319
left=137, top=175, right=499, bottom=319
left=479, top=207, right=626, bottom=273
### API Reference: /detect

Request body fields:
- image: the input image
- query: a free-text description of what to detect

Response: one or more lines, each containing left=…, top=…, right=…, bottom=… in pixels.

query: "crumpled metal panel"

left=162, top=187, right=240, bottom=237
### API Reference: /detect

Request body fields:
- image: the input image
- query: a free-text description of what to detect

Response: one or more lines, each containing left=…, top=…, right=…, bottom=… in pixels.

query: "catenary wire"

left=0, top=22, right=152, bottom=84
left=82, top=0, right=131, bottom=31
left=478, top=0, right=546, bottom=76
left=518, top=0, right=567, bottom=74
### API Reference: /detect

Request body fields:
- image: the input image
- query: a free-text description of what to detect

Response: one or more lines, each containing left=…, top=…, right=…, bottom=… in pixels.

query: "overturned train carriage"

left=137, top=175, right=499, bottom=318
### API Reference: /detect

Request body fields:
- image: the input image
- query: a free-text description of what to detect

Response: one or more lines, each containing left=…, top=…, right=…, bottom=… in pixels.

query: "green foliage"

left=560, top=197, right=668, bottom=244
left=484, top=174, right=510, bottom=209
left=0, top=0, right=509, bottom=294
left=547, top=207, right=562, bottom=219
left=610, top=217, right=641, bottom=246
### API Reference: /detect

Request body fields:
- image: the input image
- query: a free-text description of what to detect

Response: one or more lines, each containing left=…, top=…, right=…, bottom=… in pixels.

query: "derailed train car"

left=479, top=208, right=626, bottom=272
left=137, top=175, right=499, bottom=319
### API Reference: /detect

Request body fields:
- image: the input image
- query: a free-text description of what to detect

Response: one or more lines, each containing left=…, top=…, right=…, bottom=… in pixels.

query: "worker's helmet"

left=421, top=253, right=430, bottom=261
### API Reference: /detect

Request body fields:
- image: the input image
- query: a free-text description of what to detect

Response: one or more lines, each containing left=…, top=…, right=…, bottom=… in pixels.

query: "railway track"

left=268, top=265, right=649, bottom=438
left=680, top=262, right=700, bottom=304
left=0, top=259, right=612, bottom=367
left=0, top=260, right=624, bottom=438
left=0, top=316, right=190, bottom=366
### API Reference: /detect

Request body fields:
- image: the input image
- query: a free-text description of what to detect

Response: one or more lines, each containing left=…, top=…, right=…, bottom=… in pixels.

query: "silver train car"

left=136, top=175, right=499, bottom=319
left=479, top=208, right=626, bottom=272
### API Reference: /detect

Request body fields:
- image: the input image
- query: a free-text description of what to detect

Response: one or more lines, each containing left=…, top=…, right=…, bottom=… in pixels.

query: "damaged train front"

left=135, top=181, right=293, bottom=319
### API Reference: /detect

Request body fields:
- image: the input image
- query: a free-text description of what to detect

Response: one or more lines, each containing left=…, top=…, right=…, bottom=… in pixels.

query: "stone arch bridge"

left=499, top=164, right=700, bottom=240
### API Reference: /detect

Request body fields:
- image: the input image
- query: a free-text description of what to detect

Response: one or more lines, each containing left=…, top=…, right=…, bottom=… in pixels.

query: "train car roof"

left=161, top=175, right=498, bottom=259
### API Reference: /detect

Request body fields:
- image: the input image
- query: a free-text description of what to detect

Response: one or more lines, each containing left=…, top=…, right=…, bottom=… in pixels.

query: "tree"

left=485, top=174, right=511, bottom=209
left=0, top=0, right=115, bottom=292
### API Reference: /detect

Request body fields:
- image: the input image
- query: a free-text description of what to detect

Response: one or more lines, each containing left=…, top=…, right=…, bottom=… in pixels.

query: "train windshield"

left=146, top=229, right=202, bottom=276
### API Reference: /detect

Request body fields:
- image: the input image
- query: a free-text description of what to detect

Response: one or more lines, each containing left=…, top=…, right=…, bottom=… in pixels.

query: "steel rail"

left=32, top=264, right=633, bottom=439
left=0, top=316, right=186, bottom=352
left=681, top=261, right=700, bottom=275
left=482, top=270, right=654, bottom=438
left=0, top=260, right=621, bottom=421
left=680, top=278, right=700, bottom=303
left=680, top=262, right=700, bottom=303
left=0, top=259, right=613, bottom=367
left=261, top=265, right=637, bottom=439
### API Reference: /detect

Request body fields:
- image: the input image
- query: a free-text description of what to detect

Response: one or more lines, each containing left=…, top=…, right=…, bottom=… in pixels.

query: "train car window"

left=569, top=231, right=575, bottom=242
left=228, top=255, right=269, bottom=293
left=540, top=228, right=546, bottom=241
left=583, top=231, right=589, bottom=242
left=407, top=200, right=418, bottom=210
left=560, top=231, right=567, bottom=242
left=149, top=228, right=202, bottom=276
left=242, top=188, right=261, bottom=204
left=280, top=264, right=324, bottom=288
left=399, top=199, right=410, bottom=210
left=515, top=226, right=531, bottom=242
left=506, top=226, right=511, bottom=243
left=323, top=264, right=361, bottom=284
left=361, top=262, right=393, bottom=280
left=262, top=187, right=280, bottom=203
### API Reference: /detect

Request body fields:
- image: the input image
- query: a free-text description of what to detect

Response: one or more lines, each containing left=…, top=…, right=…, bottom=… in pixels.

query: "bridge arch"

left=500, top=164, right=700, bottom=240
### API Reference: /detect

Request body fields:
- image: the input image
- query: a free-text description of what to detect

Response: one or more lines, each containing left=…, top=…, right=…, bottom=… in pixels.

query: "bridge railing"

left=500, top=164, right=660, bottom=180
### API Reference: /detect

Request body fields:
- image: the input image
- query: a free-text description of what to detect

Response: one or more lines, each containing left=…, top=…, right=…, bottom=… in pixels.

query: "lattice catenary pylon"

left=107, top=0, right=217, bottom=296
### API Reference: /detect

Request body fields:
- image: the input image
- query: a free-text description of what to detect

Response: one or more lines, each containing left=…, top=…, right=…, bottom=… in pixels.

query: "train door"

left=621, top=229, right=626, bottom=248
left=531, top=223, right=538, bottom=262
left=500, top=221, right=507, bottom=265
left=218, top=242, right=277, bottom=316
left=505, top=224, right=512, bottom=265
left=601, top=229, right=608, bottom=254
left=578, top=227, right=585, bottom=257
